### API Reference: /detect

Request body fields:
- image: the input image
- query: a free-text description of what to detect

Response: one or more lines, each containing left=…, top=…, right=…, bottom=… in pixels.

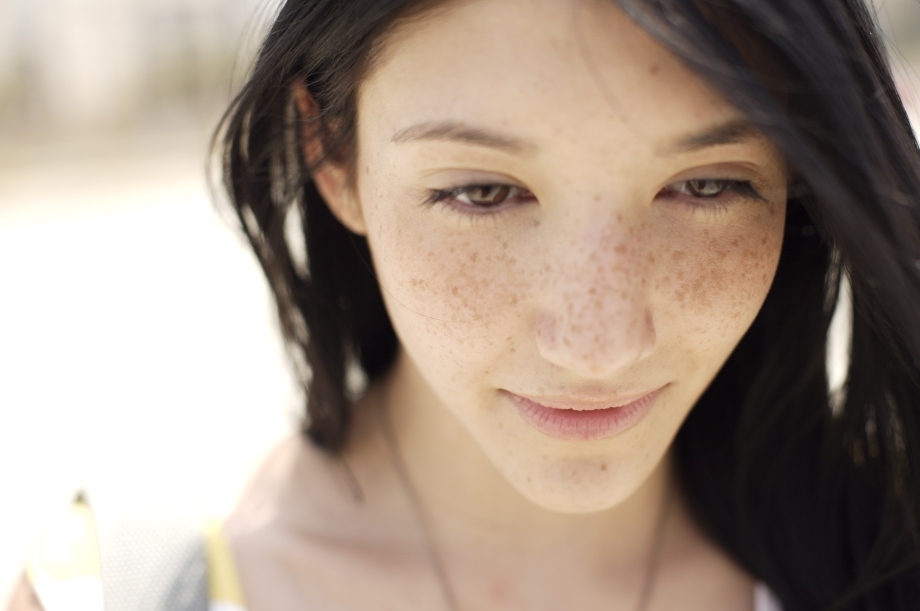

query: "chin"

left=503, top=458, right=649, bottom=514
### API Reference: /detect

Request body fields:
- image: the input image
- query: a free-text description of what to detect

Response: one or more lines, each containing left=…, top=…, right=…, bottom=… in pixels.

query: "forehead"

left=359, top=0, right=745, bottom=159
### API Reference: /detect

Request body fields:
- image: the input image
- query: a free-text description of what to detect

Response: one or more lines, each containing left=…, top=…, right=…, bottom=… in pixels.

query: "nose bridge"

left=536, top=211, right=655, bottom=378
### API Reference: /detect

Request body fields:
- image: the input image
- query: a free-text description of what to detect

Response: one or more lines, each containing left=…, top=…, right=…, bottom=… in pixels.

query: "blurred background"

left=2, top=0, right=920, bottom=606
left=0, top=0, right=299, bottom=604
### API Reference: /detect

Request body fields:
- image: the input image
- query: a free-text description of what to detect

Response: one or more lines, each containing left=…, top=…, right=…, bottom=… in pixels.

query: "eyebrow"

left=391, top=121, right=536, bottom=155
left=664, top=118, right=762, bottom=154
left=390, top=117, right=761, bottom=156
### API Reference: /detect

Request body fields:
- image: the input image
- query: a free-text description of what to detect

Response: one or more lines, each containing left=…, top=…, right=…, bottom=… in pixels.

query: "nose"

left=535, top=218, right=656, bottom=379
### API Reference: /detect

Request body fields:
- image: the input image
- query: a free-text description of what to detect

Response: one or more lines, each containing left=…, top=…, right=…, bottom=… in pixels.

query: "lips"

left=505, top=386, right=664, bottom=441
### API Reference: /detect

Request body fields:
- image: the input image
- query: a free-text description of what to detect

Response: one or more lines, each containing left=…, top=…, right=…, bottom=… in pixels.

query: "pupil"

left=689, top=179, right=725, bottom=197
left=473, top=186, right=509, bottom=204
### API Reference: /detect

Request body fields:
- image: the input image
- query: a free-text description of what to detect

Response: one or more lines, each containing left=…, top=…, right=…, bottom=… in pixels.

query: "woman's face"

left=322, top=0, right=787, bottom=512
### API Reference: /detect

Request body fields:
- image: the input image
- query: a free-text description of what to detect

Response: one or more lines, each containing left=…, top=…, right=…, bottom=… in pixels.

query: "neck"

left=366, top=349, right=683, bottom=573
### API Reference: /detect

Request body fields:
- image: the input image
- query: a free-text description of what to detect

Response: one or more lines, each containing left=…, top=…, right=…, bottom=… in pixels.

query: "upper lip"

left=505, top=385, right=667, bottom=411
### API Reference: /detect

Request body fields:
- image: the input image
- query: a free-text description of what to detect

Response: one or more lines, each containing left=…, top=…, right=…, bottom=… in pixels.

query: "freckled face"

left=350, top=0, right=787, bottom=511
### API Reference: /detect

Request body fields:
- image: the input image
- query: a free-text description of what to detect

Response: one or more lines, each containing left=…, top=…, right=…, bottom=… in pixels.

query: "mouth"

left=503, top=386, right=666, bottom=441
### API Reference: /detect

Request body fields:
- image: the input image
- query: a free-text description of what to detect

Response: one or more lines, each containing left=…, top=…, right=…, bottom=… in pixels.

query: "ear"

left=293, top=81, right=367, bottom=235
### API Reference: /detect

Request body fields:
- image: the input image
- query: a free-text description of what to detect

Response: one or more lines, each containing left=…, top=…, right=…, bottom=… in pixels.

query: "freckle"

left=650, top=64, right=660, bottom=75
left=600, top=463, right=607, bottom=471
left=451, top=286, right=458, bottom=295
left=489, top=580, right=511, bottom=602
left=616, top=213, right=623, bottom=222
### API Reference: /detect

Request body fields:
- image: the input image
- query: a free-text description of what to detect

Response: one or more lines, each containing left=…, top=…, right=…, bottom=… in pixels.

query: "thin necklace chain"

left=378, top=397, right=673, bottom=611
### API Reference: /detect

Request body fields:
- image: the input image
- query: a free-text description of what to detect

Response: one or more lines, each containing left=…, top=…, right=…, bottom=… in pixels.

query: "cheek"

left=653, top=207, right=786, bottom=353
left=363, top=190, right=528, bottom=374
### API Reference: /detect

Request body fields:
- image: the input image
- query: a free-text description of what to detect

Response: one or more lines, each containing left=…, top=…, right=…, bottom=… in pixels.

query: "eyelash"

left=423, top=179, right=765, bottom=219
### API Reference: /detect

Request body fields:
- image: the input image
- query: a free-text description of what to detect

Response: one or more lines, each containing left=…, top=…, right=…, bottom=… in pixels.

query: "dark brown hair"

left=213, top=0, right=920, bottom=608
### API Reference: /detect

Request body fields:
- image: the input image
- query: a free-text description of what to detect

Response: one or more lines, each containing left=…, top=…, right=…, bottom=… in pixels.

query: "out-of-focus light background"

left=1, top=0, right=920, bottom=606
left=0, top=0, right=300, bottom=604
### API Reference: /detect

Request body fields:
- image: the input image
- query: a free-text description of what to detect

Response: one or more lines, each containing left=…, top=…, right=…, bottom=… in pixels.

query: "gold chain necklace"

left=377, top=398, right=673, bottom=611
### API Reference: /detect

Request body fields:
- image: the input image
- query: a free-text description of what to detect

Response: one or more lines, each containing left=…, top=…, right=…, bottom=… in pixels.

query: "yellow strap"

left=204, top=519, right=247, bottom=608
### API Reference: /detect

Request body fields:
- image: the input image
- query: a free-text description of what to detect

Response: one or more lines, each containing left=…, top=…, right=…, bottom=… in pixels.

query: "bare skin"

left=9, top=0, right=788, bottom=609
left=6, top=578, right=41, bottom=611
left=224, top=388, right=757, bottom=611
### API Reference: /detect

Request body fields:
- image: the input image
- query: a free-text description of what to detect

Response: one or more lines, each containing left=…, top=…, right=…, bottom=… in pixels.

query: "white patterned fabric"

left=94, top=508, right=209, bottom=611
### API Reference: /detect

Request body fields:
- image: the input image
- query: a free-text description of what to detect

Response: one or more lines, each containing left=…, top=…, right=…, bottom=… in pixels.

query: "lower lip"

left=507, top=388, right=663, bottom=441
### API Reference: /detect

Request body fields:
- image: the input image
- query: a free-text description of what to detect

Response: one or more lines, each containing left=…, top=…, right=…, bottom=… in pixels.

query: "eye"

left=425, top=184, right=535, bottom=210
left=459, top=185, right=515, bottom=207
left=658, top=178, right=764, bottom=206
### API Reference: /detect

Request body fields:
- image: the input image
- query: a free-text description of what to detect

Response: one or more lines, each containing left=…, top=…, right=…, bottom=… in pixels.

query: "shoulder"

left=226, top=390, right=396, bottom=539
left=225, top=431, right=374, bottom=537
left=222, top=397, right=414, bottom=609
